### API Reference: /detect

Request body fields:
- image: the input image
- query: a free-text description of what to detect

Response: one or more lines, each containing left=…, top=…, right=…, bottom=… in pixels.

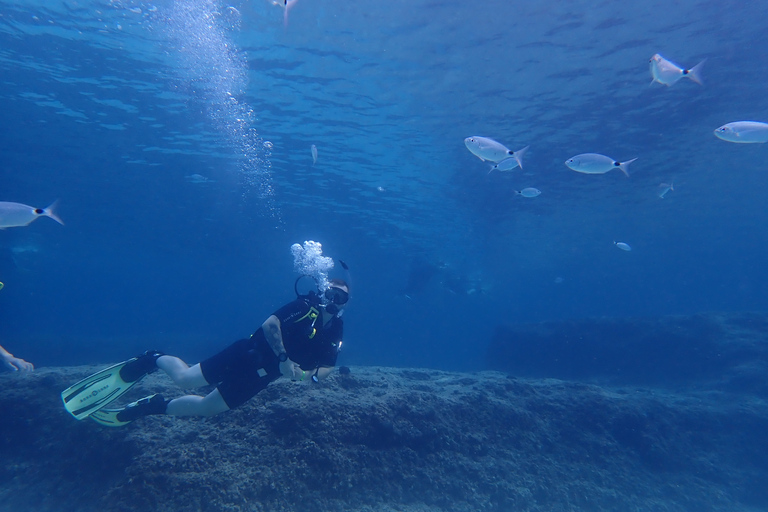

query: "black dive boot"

left=116, top=394, right=170, bottom=423
left=119, top=349, right=165, bottom=382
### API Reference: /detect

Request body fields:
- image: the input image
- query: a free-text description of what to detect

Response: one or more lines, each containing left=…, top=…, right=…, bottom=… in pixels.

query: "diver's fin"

left=61, top=350, right=163, bottom=420
left=90, top=394, right=167, bottom=428
left=61, top=358, right=143, bottom=420
left=90, top=407, right=133, bottom=428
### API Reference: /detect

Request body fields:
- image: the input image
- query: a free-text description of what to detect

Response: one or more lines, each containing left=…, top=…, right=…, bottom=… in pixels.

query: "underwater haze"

left=2, top=0, right=768, bottom=373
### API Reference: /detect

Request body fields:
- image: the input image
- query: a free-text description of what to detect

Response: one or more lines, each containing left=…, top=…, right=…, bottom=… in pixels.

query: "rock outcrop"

left=1, top=363, right=767, bottom=511
left=487, top=311, right=768, bottom=396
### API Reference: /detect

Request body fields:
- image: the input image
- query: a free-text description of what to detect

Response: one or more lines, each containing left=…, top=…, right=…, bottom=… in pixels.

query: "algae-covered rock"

left=1, top=365, right=767, bottom=512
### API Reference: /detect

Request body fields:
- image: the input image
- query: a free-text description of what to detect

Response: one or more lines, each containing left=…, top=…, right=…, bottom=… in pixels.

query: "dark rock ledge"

left=487, top=312, right=768, bottom=396
left=1, top=365, right=766, bottom=512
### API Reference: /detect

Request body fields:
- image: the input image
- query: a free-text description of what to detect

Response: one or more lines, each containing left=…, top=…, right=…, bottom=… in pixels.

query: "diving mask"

left=324, top=286, right=349, bottom=305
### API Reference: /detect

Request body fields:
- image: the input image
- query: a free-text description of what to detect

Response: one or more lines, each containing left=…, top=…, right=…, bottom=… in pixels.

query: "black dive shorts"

left=199, top=337, right=280, bottom=409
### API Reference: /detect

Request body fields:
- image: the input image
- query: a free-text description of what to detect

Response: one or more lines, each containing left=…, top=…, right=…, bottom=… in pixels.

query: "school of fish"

left=464, top=52, right=767, bottom=253
left=3, top=48, right=764, bottom=261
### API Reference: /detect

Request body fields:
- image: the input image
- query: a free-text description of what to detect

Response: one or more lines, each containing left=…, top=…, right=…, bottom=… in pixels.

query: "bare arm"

left=261, top=315, right=286, bottom=356
left=261, top=315, right=300, bottom=379
left=0, top=344, right=34, bottom=371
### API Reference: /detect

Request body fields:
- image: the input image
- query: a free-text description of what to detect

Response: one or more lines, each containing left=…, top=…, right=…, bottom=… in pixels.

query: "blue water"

left=2, top=0, right=768, bottom=373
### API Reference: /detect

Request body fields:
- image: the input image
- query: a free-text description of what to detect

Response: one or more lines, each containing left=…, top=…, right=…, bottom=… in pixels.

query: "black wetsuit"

left=199, top=297, right=342, bottom=409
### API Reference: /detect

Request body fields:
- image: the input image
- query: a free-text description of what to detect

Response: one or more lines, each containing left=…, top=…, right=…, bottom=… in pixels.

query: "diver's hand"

left=2, top=354, right=34, bottom=371
left=279, top=359, right=301, bottom=380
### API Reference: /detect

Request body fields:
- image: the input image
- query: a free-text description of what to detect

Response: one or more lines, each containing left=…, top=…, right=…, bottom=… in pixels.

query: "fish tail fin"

left=687, top=59, right=706, bottom=85
left=618, top=158, right=637, bottom=177
left=43, top=200, right=64, bottom=226
left=283, top=0, right=296, bottom=27
left=513, top=145, right=529, bottom=170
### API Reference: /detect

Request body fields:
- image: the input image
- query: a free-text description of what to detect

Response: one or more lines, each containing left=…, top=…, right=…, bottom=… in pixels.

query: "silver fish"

left=269, top=0, right=298, bottom=27
left=0, top=201, right=64, bottom=229
left=465, top=136, right=529, bottom=167
left=614, top=241, right=632, bottom=252
left=649, top=54, right=705, bottom=86
left=185, top=174, right=215, bottom=184
left=714, top=121, right=768, bottom=143
left=311, top=144, right=318, bottom=165
left=565, top=153, right=636, bottom=177
left=658, top=182, right=674, bottom=198
left=487, top=147, right=529, bottom=174
left=515, top=188, right=541, bottom=198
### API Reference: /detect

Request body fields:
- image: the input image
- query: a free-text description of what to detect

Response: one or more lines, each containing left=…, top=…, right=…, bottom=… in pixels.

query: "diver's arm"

left=261, top=315, right=286, bottom=356
left=0, top=344, right=33, bottom=371
left=261, top=316, right=300, bottom=379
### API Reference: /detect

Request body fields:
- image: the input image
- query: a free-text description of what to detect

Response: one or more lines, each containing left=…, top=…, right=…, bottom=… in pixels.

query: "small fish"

left=311, top=144, right=318, bottom=165
left=515, top=187, right=541, bottom=198
left=658, top=182, right=674, bottom=198
left=488, top=147, right=529, bottom=173
left=0, top=201, right=64, bottom=229
left=339, top=260, right=349, bottom=270
left=465, top=136, right=529, bottom=167
left=565, top=153, right=636, bottom=177
left=649, top=54, right=705, bottom=86
left=185, top=174, right=215, bottom=184
left=11, top=244, right=40, bottom=255
left=614, top=241, right=632, bottom=252
left=269, top=0, right=298, bottom=27
left=714, top=121, right=768, bottom=144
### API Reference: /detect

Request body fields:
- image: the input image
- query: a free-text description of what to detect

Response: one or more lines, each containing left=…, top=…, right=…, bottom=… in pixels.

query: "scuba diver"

left=62, top=278, right=350, bottom=426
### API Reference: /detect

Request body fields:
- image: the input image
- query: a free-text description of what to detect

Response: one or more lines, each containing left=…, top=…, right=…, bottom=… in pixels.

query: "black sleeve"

left=317, top=321, right=343, bottom=367
left=272, top=299, right=310, bottom=325
left=318, top=347, right=339, bottom=368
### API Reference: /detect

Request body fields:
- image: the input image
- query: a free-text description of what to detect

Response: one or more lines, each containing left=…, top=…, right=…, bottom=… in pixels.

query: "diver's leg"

left=113, top=388, right=228, bottom=422
left=156, top=356, right=209, bottom=388
left=165, top=388, right=230, bottom=417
